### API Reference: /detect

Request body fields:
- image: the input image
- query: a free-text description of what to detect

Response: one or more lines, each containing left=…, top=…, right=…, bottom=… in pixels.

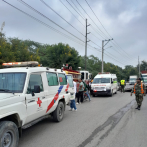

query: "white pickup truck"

left=0, top=62, right=70, bottom=147
left=129, top=75, right=137, bottom=85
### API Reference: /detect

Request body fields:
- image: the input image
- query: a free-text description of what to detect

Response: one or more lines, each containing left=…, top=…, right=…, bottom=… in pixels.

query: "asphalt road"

left=19, top=92, right=147, bottom=147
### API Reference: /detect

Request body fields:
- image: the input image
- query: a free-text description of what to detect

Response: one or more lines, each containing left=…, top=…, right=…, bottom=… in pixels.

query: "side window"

left=46, top=72, right=58, bottom=86
left=58, top=73, right=67, bottom=85
left=81, top=72, right=84, bottom=80
left=27, top=74, right=44, bottom=94
left=113, top=78, right=117, bottom=83
left=67, top=75, right=74, bottom=87
left=86, top=73, right=88, bottom=79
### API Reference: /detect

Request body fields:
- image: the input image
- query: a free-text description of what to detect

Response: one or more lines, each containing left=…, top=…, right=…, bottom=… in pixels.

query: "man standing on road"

left=77, top=79, right=84, bottom=104
left=130, top=78, right=146, bottom=110
left=120, top=79, right=126, bottom=93
left=83, top=80, right=91, bottom=101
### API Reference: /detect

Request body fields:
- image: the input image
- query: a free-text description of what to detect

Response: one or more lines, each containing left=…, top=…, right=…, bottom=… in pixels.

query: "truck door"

left=25, top=73, right=47, bottom=124
left=58, top=73, right=70, bottom=104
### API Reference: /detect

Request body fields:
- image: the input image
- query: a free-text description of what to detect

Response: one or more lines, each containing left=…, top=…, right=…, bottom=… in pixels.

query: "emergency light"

left=98, top=72, right=110, bottom=74
left=2, top=61, right=39, bottom=67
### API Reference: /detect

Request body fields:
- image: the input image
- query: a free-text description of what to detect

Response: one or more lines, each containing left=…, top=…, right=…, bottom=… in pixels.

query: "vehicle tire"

left=115, top=90, right=117, bottom=94
left=93, top=94, right=95, bottom=97
left=110, top=90, right=113, bottom=97
left=53, top=101, right=64, bottom=122
left=0, top=121, right=19, bottom=147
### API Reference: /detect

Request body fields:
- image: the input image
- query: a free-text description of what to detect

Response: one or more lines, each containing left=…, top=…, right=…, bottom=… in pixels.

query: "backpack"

left=83, top=82, right=87, bottom=91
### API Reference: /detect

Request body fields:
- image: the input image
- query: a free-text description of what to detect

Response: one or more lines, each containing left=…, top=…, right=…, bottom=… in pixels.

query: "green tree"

left=0, top=33, right=15, bottom=68
left=39, top=43, right=81, bottom=69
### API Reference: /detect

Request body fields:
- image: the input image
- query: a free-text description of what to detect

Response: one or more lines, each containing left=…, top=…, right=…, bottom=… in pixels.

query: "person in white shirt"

left=69, top=81, right=77, bottom=111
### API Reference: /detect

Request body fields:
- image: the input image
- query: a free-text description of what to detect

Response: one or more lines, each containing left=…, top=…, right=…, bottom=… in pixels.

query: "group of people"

left=69, top=79, right=92, bottom=111
left=120, top=78, right=146, bottom=110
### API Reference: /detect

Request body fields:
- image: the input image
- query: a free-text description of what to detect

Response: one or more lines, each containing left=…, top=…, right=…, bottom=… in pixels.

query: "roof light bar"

left=2, top=61, right=39, bottom=67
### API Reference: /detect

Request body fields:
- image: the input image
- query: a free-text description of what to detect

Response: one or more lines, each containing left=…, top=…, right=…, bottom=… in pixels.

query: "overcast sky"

left=0, top=0, right=147, bottom=68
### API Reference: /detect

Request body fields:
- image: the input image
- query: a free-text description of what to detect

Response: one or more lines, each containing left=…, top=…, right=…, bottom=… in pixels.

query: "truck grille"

left=95, top=87, right=105, bottom=91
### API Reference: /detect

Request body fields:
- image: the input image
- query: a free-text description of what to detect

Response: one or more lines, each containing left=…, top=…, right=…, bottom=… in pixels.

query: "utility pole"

left=102, top=40, right=104, bottom=73
left=85, top=19, right=90, bottom=70
left=138, top=56, right=140, bottom=77
left=0, top=22, right=5, bottom=33
left=101, top=38, right=113, bottom=73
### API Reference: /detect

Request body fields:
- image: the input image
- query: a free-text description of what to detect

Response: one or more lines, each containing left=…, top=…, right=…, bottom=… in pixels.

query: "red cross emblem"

left=37, top=98, right=42, bottom=107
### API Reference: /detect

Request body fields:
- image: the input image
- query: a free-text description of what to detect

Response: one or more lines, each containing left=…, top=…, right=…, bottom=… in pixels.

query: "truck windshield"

left=93, top=78, right=110, bottom=84
left=130, top=78, right=136, bottom=80
left=143, top=77, right=147, bottom=83
left=67, top=75, right=74, bottom=87
left=0, top=73, right=26, bottom=93
left=142, top=75, right=147, bottom=77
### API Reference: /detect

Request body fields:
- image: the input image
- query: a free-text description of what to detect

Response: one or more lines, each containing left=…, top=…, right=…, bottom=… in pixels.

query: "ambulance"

left=91, top=72, right=117, bottom=97
left=0, top=61, right=70, bottom=147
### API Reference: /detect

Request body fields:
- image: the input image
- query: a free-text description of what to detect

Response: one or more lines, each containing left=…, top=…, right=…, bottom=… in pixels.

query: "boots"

left=135, top=105, right=141, bottom=110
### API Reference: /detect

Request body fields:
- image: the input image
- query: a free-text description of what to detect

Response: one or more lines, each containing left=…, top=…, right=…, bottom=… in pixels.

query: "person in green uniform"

left=120, top=79, right=126, bottom=93
left=130, top=78, right=146, bottom=110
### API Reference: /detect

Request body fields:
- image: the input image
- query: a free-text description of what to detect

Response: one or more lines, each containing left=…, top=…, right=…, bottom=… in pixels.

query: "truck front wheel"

left=0, top=121, right=19, bottom=147
left=53, top=101, right=65, bottom=122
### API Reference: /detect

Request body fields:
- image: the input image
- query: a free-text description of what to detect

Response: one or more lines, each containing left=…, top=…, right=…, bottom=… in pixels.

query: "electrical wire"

left=85, top=0, right=138, bottom=62
left=76, top=0, right=110, bottom=39
left=3, top=0, right=131, bottom=67
left=40, top=0, right=85, bottom=37
left=66, top=0, right=85, bottom=20
left=17, top=0, right=84, bottom=42
left=2, top=0, right=85, bottom=46
left=59, top=0, right=85, bottom=27
left=70, top=0, right=85, bottom=19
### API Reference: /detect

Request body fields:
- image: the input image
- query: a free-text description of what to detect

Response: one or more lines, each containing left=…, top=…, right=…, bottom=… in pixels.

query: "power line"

left=3, top=0, right=131, bottom=67
left=3, top=0, right=85, bottom=46
left=40, top=0, right=85, bottom=37
left=89, top=45, right=127, bottom=66
left=66, top=0, right=85, bottom=20
left=85, top=0, right=137, bottom=62
left=90, top=25, right=106, bottom=39
left=62, top=0, right=103, bottom=42
left=105, top=50, right=133, bottom=65
left=90, top=32, right=101, bottom=41
left=59, top=0, right=85, bottom=27
left=85, top=0, right=111, bottom=38
left=108, top=41, right=136, bottom=63
left=19, top=0, right=103, bottom=57
left=76, top=0, right=109, bottom=39
left=70, top=0, right=85, bottom=18
left=18, top=0, right=84, bottom=42
left=90, top=40, right=101, bottom=48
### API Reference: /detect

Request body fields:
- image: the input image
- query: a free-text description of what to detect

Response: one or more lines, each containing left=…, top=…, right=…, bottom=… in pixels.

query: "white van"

left=91, top=72, right=117, bottom=97
left=0, top=62, right=70, bottom=147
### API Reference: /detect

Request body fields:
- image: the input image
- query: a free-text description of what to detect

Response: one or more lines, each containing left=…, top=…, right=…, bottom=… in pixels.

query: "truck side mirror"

left=34, top=85, right=40, bottom=93
left=111, top=81, right=113, bottom=84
